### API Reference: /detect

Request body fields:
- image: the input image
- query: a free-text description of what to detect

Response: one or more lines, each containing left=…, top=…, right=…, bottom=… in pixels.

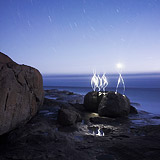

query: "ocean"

left=43, top=73, right=160, bottom=115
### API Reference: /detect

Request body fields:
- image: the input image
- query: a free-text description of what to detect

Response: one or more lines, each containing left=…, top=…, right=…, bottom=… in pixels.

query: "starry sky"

left=0, top=0, right=160, bottom=74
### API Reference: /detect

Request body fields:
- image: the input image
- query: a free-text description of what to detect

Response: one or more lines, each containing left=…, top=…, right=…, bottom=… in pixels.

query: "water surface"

left=43, top=73, right=160, bottom=114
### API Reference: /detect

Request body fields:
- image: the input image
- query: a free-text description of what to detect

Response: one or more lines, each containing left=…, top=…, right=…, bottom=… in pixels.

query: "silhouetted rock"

left=98, top=91, right=130, bottom=118
left=84, top=91, right=105, bottom=112
left=57, top=108, right=82, bottom=126
left=83, top=91, right=98, bottom=112
left=0, top=52, right=44, bottom=135
left=130, top=105, right=138, bottom=114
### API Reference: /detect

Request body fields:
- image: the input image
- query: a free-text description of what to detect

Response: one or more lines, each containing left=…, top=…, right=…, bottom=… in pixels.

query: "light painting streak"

left=102, top=73, right=108, bottom=92
left=91, top=70, right=99, bottom=91
left=115, top=63, right=125, bottom=95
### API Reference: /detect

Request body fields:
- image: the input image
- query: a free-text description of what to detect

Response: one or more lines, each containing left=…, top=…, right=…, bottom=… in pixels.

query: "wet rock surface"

left=0, top=89, right=160, bottom=160
left=0, top=52, right=44, bottom=135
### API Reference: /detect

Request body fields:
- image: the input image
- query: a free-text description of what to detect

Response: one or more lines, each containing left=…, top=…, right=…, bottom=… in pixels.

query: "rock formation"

left=0, top=52, right=44, bottom=135
left=84, top=91, right=136, bottom=118
left=57, top=108, right=82, bottom=126
left=98, top=91, right=130, bottom=117
left=83, top=91, right=103, bottom=112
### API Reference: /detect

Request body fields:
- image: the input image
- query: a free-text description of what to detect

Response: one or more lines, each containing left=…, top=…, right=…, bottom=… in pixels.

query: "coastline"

left=44, top=86, right=160, bottom=115
left=0, top=89, right=160, bottom=160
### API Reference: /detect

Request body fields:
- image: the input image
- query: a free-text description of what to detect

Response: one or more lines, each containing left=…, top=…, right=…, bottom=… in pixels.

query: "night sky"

left=0, top=0, right=160, bottom=74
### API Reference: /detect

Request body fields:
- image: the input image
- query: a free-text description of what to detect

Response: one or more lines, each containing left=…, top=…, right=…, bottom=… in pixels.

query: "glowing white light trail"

left=101, top=73, right=108, bottom=92
left=91, top=71, right=108, bottom=92
left=91, top=70, right=99, bottom=91
left=115, top=63, right=125, bottom=95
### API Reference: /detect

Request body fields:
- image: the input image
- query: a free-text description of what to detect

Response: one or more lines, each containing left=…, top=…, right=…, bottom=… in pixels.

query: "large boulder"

left=98, top=91, right=130, bottom=118
left=0, top=52, right=44, bottom=135
left=83, top=91, right=103, bottom=112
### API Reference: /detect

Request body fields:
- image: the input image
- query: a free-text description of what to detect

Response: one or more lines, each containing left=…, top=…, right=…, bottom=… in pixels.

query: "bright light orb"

left=116, top=63, right=123, bottom=69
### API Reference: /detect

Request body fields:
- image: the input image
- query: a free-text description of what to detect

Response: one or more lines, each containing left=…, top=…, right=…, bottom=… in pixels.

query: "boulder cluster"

left=84, top=91, right=137, bottom=118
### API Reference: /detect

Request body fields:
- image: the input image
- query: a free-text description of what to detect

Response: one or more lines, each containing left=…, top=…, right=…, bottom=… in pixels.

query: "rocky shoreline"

left=0, top=89, right=160, bottom=160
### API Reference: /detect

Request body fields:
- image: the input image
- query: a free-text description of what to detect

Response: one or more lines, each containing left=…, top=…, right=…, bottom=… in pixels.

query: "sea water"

left=43, top=73, right=160, bottom=114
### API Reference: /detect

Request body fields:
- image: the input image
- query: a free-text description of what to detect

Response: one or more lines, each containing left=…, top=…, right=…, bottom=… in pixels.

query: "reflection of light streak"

left=92, top=126, right=104, bottom=136
left=116, top=63, right=125, bottom=95
left=97, top=127, right=104, bottom=136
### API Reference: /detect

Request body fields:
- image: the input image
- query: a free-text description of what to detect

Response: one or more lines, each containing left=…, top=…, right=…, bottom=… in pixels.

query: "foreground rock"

left=0, top=89, right=160, bottom=160
left=98, top=92, right=130, bottom=117
left=84, top=91, right=133, bottom=118
left=83, top=91, right=103, bottom=112
left=0, top=52, right=44, bottom=135
left=0, top=94, right=160, bottom=160
left=58, top=108, right=82, bottom=126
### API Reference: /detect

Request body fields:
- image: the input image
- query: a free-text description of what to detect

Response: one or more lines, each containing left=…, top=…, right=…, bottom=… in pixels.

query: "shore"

left=0, top=89, right=160, bottom=160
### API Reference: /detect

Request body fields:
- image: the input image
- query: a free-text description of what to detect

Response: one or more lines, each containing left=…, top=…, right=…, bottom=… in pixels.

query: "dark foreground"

left=0, top=89, right=160, bottom=160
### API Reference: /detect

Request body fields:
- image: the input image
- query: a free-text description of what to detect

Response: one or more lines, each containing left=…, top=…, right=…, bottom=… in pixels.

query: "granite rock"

left=0, top=52, right=44, bottom=135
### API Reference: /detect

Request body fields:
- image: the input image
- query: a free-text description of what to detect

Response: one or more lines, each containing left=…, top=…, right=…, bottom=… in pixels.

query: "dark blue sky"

left=0, top=0, right=160, bottom=74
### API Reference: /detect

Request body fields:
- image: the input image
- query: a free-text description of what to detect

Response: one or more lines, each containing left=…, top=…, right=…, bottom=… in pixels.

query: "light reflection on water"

left=88, top=126, right=105, bottom=136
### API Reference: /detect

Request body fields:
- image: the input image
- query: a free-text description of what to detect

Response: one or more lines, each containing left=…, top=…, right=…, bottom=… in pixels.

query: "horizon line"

left=42, top=71, right=160, bottom=76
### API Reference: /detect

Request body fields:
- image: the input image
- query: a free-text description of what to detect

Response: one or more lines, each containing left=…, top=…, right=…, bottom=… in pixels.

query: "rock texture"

left=0, top=90, right=159, bottom=160
left=98, top=91, right=130, bottom=118
left=83, top=91, right=101, bottom=112
left=57, top=108, right=82, bottom=126
left=0, top=52, right=44, bottom=135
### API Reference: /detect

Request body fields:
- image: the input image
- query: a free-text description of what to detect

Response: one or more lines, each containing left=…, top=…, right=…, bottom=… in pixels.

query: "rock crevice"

left=4, top=93, right=9, bottom=111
